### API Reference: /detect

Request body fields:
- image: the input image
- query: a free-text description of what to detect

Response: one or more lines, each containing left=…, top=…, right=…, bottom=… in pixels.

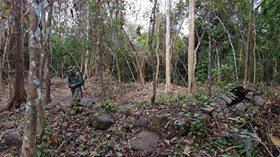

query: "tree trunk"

left=215, top=47, right=221, bottom=82
left=45, top=0, right=53, bottom=103
left=6, top=0, right=27, bottom=111
left=150, top=0, right=157, bottom=104
left=187, top=0, right=197, bottom=95
left=21, top=1, right=43, bottom=156
left=126, top=60, right=136, bottom=82
left=217, top=16, right=239, bottom=82
left=122, top=28, right=145, bottom=85
left=0, top=51, right=3, bottom=92
left=165, top=0, right=171, bottom=93
left=0, top=20, right=4, bottom=91
left=244, top=0, right=254, bottom=84
left=207, top=34, right=212, bottom=97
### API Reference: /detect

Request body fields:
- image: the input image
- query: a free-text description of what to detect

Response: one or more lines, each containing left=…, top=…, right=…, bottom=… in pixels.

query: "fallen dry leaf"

left=270, top=134, right=280, bottom=147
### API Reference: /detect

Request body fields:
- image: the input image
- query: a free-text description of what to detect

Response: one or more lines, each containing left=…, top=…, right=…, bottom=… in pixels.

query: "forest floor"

left=0, top=77, right=280, bottom=157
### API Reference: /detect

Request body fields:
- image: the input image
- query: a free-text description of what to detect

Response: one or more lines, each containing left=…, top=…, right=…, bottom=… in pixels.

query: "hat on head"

left=67, top=66, right=75, bottom=72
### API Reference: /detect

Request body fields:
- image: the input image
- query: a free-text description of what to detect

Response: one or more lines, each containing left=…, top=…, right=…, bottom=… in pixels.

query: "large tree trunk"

left=21, top=0, right=43, bottom=156
left=244, top=0, right=254, bottom=84
left=187, top=0, right=197, bottom=95
left=6, top=0, right=27, bottom=111
left=165, top=0, right=171, bottom=93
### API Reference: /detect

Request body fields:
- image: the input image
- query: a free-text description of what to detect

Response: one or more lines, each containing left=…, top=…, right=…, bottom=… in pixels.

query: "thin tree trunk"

left=150, top=0, right=157, bottom=104
left=165, top=0, right=171, bottom=93
left=122, top=28, right=145, bottom=85
left=116, top=57, right=121, bottom=82
left=253, top=17, right=257, bottom=83
left=155, top=32, right=160, bottom=82
left=84, top=50, right=89, bottom=78
left=216, top=16, right=239, bottom=82
left=21, top=0, right=43, bottom=156
left=188, top=0, right=196, bottom=95
left=0, top=20, right=4, bottom=91
left=45, top=0, right=53, bottom=103
left=0, top=52, right=3, bottom=92
left=126, top=60, right=136, bottom=82
left=208, top=34, right=212, bottom=97
left=2, top=17, right=12, bottom=95
left=215, top=47, right=221, bottom=82
left=98, top=46, right=105, bottom=101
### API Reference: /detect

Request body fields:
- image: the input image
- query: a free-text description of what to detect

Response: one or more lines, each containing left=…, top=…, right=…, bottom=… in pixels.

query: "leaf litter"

left=0, top=78, right=279, bottom=156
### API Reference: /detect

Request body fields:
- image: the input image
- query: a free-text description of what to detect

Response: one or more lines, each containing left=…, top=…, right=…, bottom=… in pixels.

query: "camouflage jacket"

left=68, top=72, right=83, bottom=89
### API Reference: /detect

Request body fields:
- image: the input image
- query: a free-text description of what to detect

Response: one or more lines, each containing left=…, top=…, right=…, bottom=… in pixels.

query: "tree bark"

left=21, top=0, right=43, bottom=156
left=150, top=0, right=157, bottom=104
left=187, top=0, right=197, bottom=95
left=0, top=22, right=4, bottom=91
left=244, top=0, right=254, bottom=84
left=165, top=0, right=171, bottom=93
left=6, top=0, right=27, bottom=111
left=216, top=16, right=239, bottom=82
left=207, top=34, right=212, bottom=97
left=45, top=0, right=53, bottom=103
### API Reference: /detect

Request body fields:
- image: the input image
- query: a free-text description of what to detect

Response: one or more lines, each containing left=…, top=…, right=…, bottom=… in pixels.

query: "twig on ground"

left=249, top=123, right=274, bottom=157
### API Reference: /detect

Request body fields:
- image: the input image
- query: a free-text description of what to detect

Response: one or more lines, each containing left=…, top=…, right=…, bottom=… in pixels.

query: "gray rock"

left=135, top=116, right=148, bottom=127
left=235, top=103, right=246, bottom=112
left=79, top=97, right=95, bottom=106
left=117, top=107, right=131, bottom=116
left=93, top=114, right=114, bottom=130
left=226, top=92, right=237, bottom=99
left=45, top=102, right=58, bottom=110
left=1, top=121, right=15, bottom=129
left=4, top=131, right=21, bottom=145
left=214, top=97, right=227, bottom=107
left=130, top=131, right=160, bottom=156
left=245, top=92, right=254, bottom=100
left=148, top=114, right=170, bottom=131
left=201, top=106, right=214, bottom=114
left=254, top=95, right=264, bottom=106
left=220, top=94, right=233, bottom=104
left=60, top=104, right=72, bottom=113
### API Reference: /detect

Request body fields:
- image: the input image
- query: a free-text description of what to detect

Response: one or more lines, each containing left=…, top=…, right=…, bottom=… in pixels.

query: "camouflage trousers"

left=71, top=87, right=81, bottom=105
left=71, top=87, right=81, bottom=98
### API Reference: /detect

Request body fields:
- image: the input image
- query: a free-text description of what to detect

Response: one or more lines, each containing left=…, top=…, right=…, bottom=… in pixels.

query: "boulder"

left=92, top=114, right=114, bottom=130
left=245, top=92, right=254, bottom=100
left=220, top=94, right=233, bottom=104
left=130, top=131, right=160, bottom=156
left=235, top=103, right=246, bottom=112
left=214, top=97, right=227, bottom=107
left=135, top=116, right=149, bottom=127
left=117, top=107, right=131, bottom=116
left=60, top=104, right=72, bottom=113
left=1, top=121, right=15, bottom=130
left=201, top=106, right=214, bottom=114
left=254, top=95, right=264, bottom=106
left=79, top=97, right=95, bottom=106
left=4, top=131, right=21, bottom=145
left=45, top=102, right=58, bottom=110
left=148, top=114, right=170, bottom=131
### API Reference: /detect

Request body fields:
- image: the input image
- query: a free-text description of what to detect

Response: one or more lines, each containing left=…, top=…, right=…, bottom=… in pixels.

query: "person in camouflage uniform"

left=67, top=66, right=83, bottom=100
